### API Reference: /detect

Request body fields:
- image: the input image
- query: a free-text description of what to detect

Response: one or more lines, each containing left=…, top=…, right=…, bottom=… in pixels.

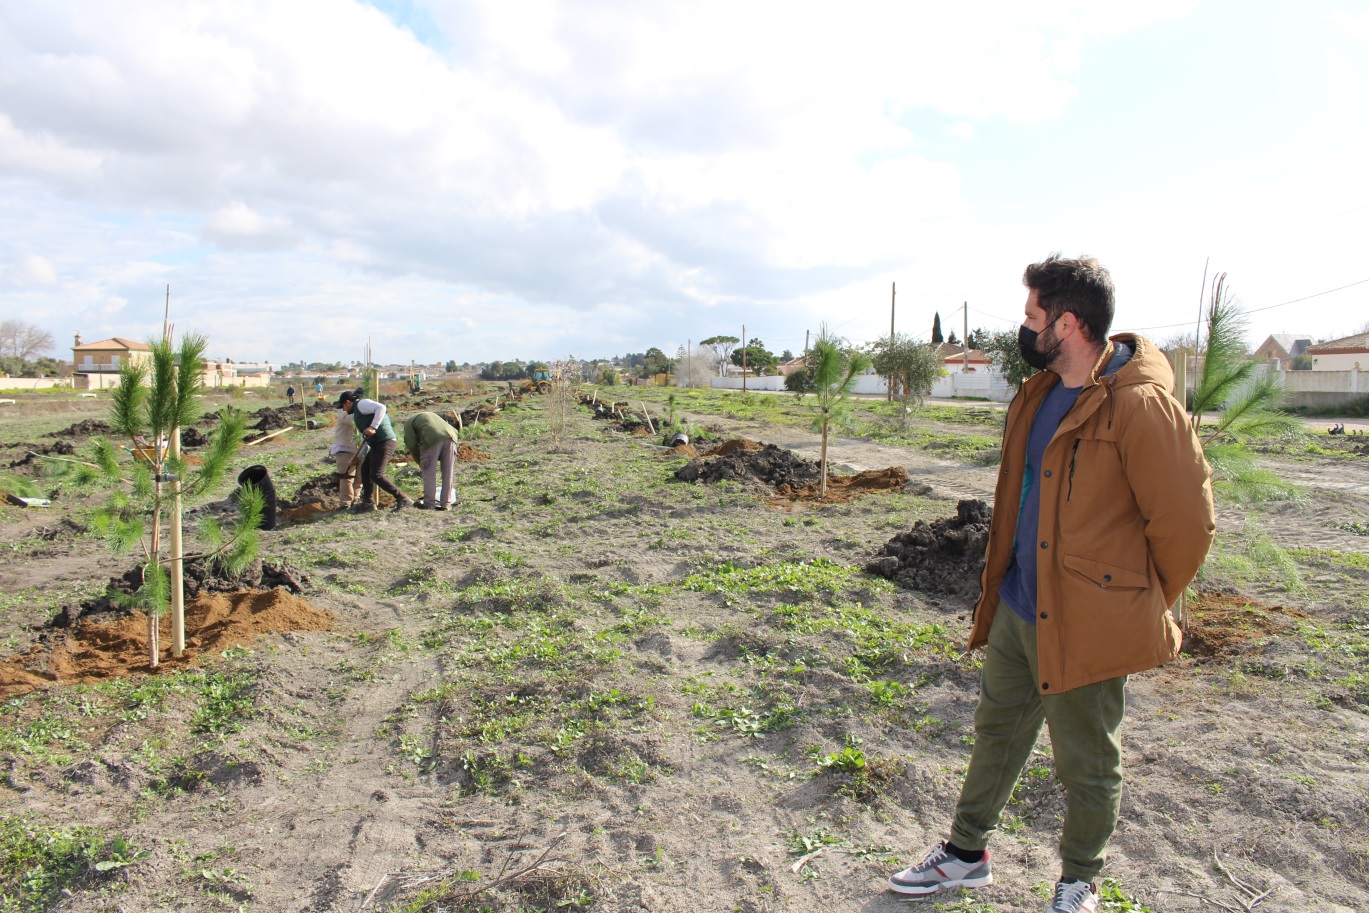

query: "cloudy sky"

left=2, top=0, right=1366, bottom=368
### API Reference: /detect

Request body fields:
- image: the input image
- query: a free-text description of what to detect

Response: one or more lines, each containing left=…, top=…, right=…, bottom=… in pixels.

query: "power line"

left=1124, top=276, right=1369, bottom=332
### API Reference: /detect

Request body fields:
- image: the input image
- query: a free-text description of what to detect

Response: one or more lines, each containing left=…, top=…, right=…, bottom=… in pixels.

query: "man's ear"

left=1055, top=310, right=1079, bottom=341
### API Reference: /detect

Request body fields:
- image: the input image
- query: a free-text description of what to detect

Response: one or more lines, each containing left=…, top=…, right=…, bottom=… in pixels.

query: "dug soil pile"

left=248, top=404, right=308, bottom=432
left=674, top=440, right=820, bottom=490
left=771, top=466, right=910, bottom=504
left=48, top=418, right=114, bottom=437
left=7, top=439, right=75, bottom=468
left=0, top=589, right=334, bottom=697
left=676, top=439, right=908, bottom=503
left=457, top=443, right=491, bottom=461
left=54, top=558, right=312, bottom=629
left=866, top=499, right=992, bottom=602
left=1180, top=591, right=1308, bottom=657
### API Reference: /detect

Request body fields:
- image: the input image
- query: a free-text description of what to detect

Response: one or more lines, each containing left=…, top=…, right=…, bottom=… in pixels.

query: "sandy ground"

left=1, top=390, right=1367, bottom=912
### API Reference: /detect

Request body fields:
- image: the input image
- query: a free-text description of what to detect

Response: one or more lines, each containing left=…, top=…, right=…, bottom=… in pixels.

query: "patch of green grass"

left=1289, top=547, right=1369, bottom=574
left=0, top=815, right=144, bottom=913
left=680, top=558, right=877, bottom=602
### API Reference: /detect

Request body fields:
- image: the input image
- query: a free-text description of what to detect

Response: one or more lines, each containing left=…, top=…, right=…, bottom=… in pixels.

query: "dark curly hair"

left=1023, top=254, right=1115, bottom=344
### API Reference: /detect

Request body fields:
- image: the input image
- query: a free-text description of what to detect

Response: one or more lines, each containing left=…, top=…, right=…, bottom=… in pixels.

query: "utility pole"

left=887, top=281, right=896, bottom=401
left=963, top=302, right=970, bottom=371
left=687, top=339, right=692, bottom=389
left=741, top=324, right=747, bottom=392
left=804, top=329, right=809, bottom=356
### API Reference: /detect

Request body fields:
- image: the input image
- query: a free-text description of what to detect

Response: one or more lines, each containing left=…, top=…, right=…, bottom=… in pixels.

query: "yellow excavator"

left=510, top=368, right=556, bottom=395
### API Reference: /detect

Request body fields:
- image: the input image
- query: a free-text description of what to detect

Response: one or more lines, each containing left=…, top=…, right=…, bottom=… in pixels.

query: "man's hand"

left=363, top=427, right=375, bottom=437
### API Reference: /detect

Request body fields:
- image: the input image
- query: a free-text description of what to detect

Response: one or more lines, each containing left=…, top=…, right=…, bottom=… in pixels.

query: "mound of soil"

left=54, top=558, right=312, bottom=629
left=289, top=472, right=345, bottom=509
left=0, top=589, right=334, bottom=696
left=701, top=438, right=765, bottom=457
left=250, top=405, right=301, bottom=432
left=866, top=499, right=991, bottom=601
left=180, top=426, right=210, bottom=447
left=457, top=443, right=491, bottom=462
left=772, top=466, right=911, bottom=503
left=1180, top=592, right=1308, bottom=657
left=7, top=440, right=75, bottom=467
left=48, top=419, right=114, bottom=437
left=674, top=442, right=821, bottom=490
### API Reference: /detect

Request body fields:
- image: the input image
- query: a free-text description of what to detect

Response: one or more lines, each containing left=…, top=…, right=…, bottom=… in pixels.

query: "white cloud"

left=1, top=0, right=1361, bottom=365
left=5, top=253, right=58, bottom=286
left=204, top=202, right=295, bottom=249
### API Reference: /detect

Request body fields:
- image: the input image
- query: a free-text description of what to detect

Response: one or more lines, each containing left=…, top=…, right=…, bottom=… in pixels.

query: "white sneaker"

left=888, top=841, right=993, bottom=895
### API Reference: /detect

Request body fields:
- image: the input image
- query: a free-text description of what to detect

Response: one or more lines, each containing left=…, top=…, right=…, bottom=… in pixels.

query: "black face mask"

left=1017, top=322, right=1060, bottom=372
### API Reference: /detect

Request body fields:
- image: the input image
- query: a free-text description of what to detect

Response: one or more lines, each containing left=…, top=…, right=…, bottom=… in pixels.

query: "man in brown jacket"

left=889, top=255, right=1215, bottom=913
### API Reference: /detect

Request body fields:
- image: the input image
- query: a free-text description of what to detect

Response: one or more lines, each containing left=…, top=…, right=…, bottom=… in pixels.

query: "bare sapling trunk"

left=819, top=417, right=829, bottom=497
left=148, top=480, right=162, bottom=669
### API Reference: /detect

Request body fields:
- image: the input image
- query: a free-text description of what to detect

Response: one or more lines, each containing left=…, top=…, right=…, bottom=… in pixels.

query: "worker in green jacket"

left=403, top=411, right=460, bottom=511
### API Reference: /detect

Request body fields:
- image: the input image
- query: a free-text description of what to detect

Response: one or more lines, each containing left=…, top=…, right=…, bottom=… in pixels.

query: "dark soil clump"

left=288, top=472, right=345, bottom=509
left=250, top=405, right=301, bottom=432
left=8, top=440, right=75, bottom=467
left=674, top=442, right=821, bottom=490
left=866, top=499, right=991, bottom=602
left=180, top=427, right=210, bottom=447
left=48, top=419, right=114, bottom=437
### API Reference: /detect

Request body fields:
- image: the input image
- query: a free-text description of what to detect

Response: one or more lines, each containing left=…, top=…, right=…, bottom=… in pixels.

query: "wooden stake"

left=639, top=403, right=655, bottom=435
left=246, top=426, right=293, bottom=446
left=170, top=426, right=185, bottom=658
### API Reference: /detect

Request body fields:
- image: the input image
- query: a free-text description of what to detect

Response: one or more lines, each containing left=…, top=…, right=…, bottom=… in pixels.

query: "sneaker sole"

left=887, top=874, right=993, bottom=895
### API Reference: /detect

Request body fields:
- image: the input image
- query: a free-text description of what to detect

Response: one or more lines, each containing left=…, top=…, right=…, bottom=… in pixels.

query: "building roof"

left=944, top=348, right=990, bottom=364
left=1263, top=334, right=1314, bottom=357
left=72, top=337, right=152, bottom=352
left=1307, top=332, right=1369, bottom=355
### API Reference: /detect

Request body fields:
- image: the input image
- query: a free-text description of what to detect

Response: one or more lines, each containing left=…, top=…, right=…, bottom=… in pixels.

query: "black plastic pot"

left=236, top=464, right=278, bottom=530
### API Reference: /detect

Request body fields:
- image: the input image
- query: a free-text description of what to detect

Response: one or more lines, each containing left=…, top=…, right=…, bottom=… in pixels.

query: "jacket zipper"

left=1067, top=440, right=1080, bottom=500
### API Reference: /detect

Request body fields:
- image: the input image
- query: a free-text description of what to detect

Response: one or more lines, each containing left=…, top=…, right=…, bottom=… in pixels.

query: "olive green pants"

left=950, top=603, right=1126, bottom=882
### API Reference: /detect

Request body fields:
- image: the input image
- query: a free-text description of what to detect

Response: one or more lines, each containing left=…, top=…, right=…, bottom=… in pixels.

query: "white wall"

left=705, top=372, right=1016, bottom=401
left=0, top=377, right=68, bottom=390
left=1311, top=351, right=1368, bottom=372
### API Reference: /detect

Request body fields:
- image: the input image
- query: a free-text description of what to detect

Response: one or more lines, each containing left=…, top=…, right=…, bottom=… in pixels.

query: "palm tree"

left=808, top=327, right=871, bottom=496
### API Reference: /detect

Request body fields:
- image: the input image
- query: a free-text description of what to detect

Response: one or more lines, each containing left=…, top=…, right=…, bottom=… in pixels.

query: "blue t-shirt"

left=999, top=381, right=1084, bottom=625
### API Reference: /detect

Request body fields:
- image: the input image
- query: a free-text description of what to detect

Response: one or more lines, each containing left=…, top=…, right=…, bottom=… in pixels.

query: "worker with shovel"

left=888, top=255, right=1214, bottom=913
left=335, top=390, right=413, bottom=513
left=402, top=411, right=460, bottom=510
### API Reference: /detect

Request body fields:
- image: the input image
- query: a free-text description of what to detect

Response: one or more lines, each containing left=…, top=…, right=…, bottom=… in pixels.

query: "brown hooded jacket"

left=970, top=333, right=1216, bottom=694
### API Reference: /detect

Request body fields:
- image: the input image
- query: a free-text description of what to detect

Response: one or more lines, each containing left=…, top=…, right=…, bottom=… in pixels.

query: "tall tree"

left=931, top=313, right=943, bottom=345
left=731, top=338, right=779, bottom=375
left=642, top=347, right=673, bottom=377
left=699, top=335, right=741, bottom=376
left=0, top=320, right=55, bottom=361
left=868, top=334, right=944, bottom=425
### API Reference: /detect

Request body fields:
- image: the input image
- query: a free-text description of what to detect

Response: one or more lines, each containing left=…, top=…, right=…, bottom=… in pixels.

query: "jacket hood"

left=1093, top=333, right=1174, bottom=392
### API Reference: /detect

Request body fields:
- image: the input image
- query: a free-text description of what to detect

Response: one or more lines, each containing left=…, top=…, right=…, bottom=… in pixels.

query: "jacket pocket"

left=1063, top=554, right=1150, bottom=590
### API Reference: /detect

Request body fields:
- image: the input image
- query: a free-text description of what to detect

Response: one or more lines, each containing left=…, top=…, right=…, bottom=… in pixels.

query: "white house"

left=1307, top=332, right=1369, bottom=372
